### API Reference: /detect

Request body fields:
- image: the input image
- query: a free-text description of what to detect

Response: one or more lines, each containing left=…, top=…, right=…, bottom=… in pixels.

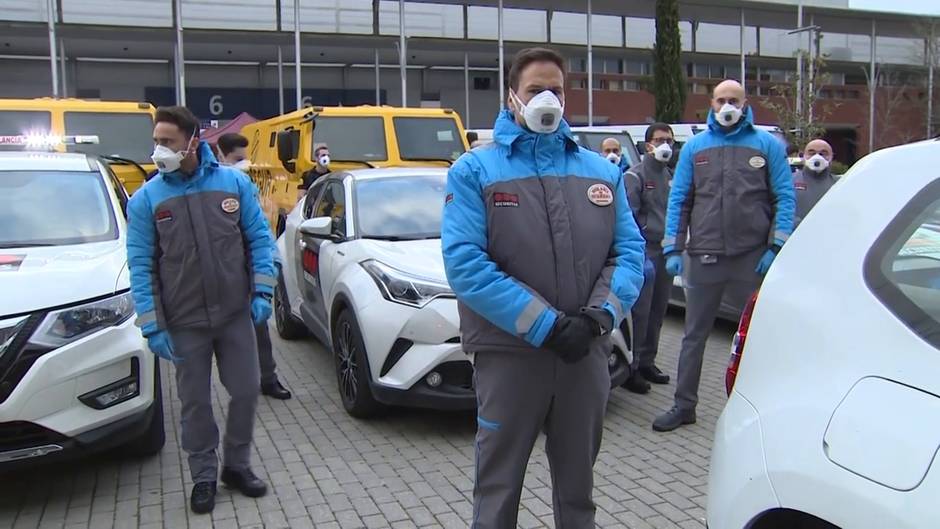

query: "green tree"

left=653, top=0, right=686, bottom=123
left=761, top=51, right=838, bottom=150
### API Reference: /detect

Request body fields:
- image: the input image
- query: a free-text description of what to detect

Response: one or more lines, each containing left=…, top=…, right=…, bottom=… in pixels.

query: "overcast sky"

left=850, top=0, right=940, bottom=17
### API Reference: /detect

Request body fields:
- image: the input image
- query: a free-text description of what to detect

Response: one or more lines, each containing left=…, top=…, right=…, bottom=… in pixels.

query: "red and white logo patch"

left=795, top=182, right=807, bottom=191
left=587, top=184, right=613, bottom=207
left=221, top=198, right=240, bottom=213
left=156, top=210, right=173, bottom=223
left=493, top=192, right=519, bottom=208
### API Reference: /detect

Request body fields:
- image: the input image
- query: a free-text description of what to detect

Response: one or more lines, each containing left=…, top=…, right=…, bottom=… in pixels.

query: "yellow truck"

left=240, top=105, right=468, bottom=232
left=0, top=98, right=156, bottom=194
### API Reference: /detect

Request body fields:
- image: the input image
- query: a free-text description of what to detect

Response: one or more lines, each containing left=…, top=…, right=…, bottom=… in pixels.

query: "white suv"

left=275, top=168, right=634, bottom=417
left=0, top=152, right=163, bottom=469
left=708, top=139, right=940, bottom=529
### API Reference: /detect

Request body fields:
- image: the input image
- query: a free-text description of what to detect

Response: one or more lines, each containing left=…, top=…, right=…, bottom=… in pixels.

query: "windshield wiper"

left=360, top=235, right=438, bottom=241
left=402, top=158, right=454, bottom=166
left=0, top=243, right=56, bottom=249
left=336, top=160, right=377, bottom=169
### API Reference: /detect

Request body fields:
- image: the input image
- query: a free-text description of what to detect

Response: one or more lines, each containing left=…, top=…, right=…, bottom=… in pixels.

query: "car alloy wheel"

left=335, top=320, right=359, bottom=404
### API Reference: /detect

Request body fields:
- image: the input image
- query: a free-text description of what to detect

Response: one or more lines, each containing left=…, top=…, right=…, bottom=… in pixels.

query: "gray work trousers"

left=255, top=322, right=278, bottom=385
left=631, top=245, right=673, bottom=370
left=674, top=248, right=763, bottom=412
left=471, top=339, right=611, bottom=529
left=171, top=310, right=260, bottom=483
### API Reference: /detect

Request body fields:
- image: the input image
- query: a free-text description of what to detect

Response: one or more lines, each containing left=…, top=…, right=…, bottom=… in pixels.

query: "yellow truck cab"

left=241, top=105, right=468, bottom=232
left=0, top=98, right=156, bottom=194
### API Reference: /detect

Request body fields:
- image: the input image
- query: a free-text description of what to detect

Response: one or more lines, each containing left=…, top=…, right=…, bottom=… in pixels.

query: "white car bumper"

left=707, top=391, right=780, bottom=529
left=356, top=297, right=474, bottom=410
left=0, top=317, right=156, bottom=466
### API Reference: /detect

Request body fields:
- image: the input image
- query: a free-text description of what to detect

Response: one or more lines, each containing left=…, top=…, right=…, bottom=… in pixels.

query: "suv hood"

left=357, top=239, right=447, bottom=283
left=0, top=240, right=126, bottom=317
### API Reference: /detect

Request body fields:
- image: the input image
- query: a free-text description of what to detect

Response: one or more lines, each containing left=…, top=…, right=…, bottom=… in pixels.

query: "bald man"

left=601, top=137, right=629, bottom=172
left=794, top=139, right=837, bottom=227
left=655, top=79, right=795, bottom=432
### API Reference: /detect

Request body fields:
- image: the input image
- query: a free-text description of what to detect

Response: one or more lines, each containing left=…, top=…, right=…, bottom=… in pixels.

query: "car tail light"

left=726, top=290, right=759, bottom=396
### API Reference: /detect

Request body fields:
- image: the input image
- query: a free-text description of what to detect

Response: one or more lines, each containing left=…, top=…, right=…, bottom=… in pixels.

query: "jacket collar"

left=707, top=105, right=755, bottom=137
left=801, top=166, right=832, bottom=180
left=160, top=141, right=218, bottom=184
left=492, top=108, right=577, bottom=154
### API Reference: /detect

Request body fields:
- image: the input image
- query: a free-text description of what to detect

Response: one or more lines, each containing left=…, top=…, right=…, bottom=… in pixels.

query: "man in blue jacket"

left=654, top=80, right=796, bottom=432
left=442, top=47, right=645, bottom=528
left=127, top=106, right=276, bottom=514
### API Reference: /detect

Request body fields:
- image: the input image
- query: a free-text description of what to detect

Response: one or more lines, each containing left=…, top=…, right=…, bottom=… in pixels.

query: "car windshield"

left=64, top=112, right=155, bottom=164
left=312, top=116, right=388, bottom=162
left=0, top=111, right=53, bottom=152
left=393, top=117, right=465, bottom=162
left=0, top=170, right=117, bottom=248
left=573, top=132, right=640, bottom=166
left=355, top=175, right=446, bottom=239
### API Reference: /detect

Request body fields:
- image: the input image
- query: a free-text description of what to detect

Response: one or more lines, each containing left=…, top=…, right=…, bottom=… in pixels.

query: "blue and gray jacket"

left=663, top=107, right=796, bottom=257
left=442, top=109, right=646, bottom=353
left=127, top=142, right=276, bottom=334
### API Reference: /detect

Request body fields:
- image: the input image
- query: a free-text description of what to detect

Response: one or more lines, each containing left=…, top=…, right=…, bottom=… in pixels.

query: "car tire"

left=332, top=309, right=384, bottom=418
left=274, top=272, right=307, bottom=340
left=123, top=360, right=166, bottom=457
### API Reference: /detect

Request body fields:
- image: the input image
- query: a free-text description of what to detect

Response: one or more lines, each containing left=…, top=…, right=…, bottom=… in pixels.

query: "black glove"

left=544, top=315, right=599, bottom=364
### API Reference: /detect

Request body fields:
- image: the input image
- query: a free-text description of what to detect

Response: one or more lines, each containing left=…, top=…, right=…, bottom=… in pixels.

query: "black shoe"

left=221, top=467, right=268, bottom=498
left=640, top=365, right=671, bottom=385
left=622, top=372, right=651, bottom=394
left=190, top=481, right=216, bottom=514
left=652, top=406, right=696, bottom=432
left=261, top=379, right=292, bottom=400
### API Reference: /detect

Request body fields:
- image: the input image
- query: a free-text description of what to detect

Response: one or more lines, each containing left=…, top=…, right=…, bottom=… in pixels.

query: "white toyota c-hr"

left=0, top=151, right=164, bottom=470
left=275, top=167, right=633, bottom=417
left=708, top=138, right=940, bottom=529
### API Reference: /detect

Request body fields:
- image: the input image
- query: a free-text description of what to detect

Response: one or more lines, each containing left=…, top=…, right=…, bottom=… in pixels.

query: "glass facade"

left=281, top=0, right=373, bottom=34
left=63, top=0, right=173, bottom=27
left=380, top=1, right=463, bottom=39
left=624, top=17, right=656, bottom=49
left=182, top=0, right=277, bottom=31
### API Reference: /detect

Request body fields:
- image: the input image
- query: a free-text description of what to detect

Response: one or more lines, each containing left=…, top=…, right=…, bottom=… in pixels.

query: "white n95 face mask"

left=716, top=103, right=743, bottom=127
left=234, top=159, right=251, bottom=172
left=606, top=152, right=621, bottom=165
left=806, top=153, right=830, bottom=173
left=318, top=154, right=331, bottom=167
left=151, top=133, right=195, bottom=173
left=653, top=143, right=673, bottom=163
left=512, top=90, right=564, bottom=134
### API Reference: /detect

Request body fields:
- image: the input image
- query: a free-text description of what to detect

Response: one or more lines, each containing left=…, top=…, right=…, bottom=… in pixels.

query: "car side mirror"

left=300, top=216, right=343, bottom=241
left=276, top=129, right=299, bottom=173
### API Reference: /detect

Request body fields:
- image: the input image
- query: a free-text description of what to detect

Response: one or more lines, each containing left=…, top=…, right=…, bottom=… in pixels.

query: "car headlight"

left=361, top=259, right=454, bottom=308
left=28, top=292, right=135, bottom=348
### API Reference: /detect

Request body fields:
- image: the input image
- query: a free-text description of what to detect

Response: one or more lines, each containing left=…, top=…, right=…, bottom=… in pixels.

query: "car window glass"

left=393, top=117, right=465, bottom=162
left=312, top=117, right=387, bottom=162
left=867, top=188, right=940, bottom=349
left=355, top=175, right=446, bottom=239
left=314, top=181, right=346, bottom=236
left=64, top=112, right=155, bottom=164
left=0, top=111, right=52, bottom=152
left=0, top=170, right=117, bottom=247
left=303, top=179, right=327, bottom=219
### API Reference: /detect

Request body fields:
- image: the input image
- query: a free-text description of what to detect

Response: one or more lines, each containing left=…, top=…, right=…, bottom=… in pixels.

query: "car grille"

left=0, top=314, right=51, bottom=404
left=0, top=421, right=68, bottom=452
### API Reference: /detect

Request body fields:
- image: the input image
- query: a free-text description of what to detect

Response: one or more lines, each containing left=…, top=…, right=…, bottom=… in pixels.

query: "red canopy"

left=201, top=112, right=258, bottom=146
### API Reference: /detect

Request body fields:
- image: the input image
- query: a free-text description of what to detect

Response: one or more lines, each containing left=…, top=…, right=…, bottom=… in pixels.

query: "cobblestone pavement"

left=0, top=311, right=735, bottom=529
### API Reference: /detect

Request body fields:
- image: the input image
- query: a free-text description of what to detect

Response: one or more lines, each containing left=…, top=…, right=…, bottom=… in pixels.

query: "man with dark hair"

left=622, top=122, right=676, bottom=395
left=299, top=142, right=330, bottom=197
left=215, top=133, right=292, bottom=401
left=442, top=47, right=645, bottom=528
left=655, top=80, right=795, bottom=432
left=466, top=130, right=478, bottom=146
left=216, top=132, right=249, bottom=168
left=127, top=106, right=275, bottom=514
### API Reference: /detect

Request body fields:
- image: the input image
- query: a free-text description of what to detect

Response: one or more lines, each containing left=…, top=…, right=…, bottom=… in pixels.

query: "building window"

left=570, top=78, right=587, bottom=90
